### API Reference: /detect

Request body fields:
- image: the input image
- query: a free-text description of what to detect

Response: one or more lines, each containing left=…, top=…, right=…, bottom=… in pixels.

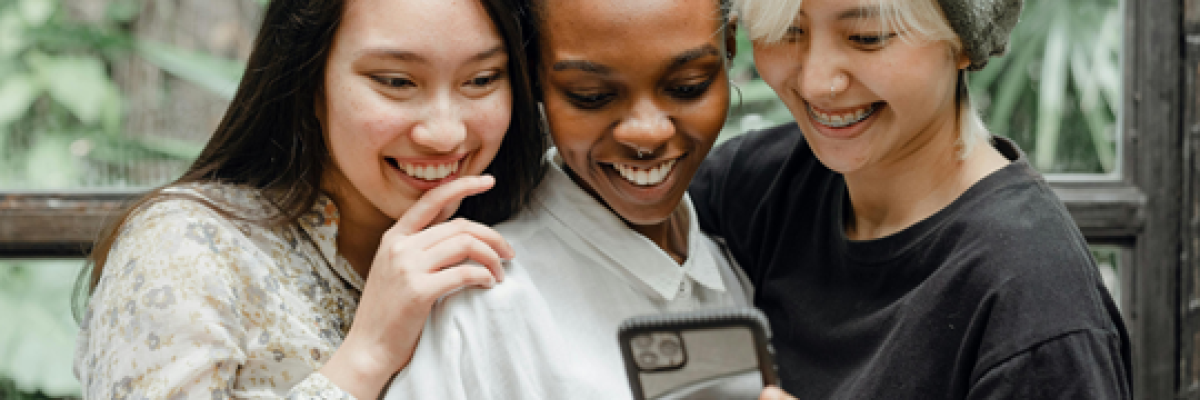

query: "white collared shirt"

left=384, top=150, right=750, bottom=399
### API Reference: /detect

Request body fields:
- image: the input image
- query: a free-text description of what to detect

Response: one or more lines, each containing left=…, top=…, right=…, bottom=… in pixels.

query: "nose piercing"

left=830, top=83, right=837, bottom=99
left=637, top=149, right=648, bottom=159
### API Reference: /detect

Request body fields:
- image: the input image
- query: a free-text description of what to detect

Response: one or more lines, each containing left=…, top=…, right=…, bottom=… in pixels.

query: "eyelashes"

left=368, top=69, right=508, bottom=91
left=562, top=77, right=717, bottom=110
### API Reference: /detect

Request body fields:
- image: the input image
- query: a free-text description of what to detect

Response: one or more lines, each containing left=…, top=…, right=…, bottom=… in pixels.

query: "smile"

left=807, top=103, right=882, bottom=129
left=612, top=159, right=677, bottom=186
left=393, top=159, right=462, bottom=181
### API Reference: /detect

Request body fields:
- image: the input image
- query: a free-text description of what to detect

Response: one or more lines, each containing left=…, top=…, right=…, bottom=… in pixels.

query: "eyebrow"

left=551, top=44, right=721, bottom=75
left=669, top=45, right=721, bottom=69
left=552, top=60, right=611, bottom=74
left=837, top=6, right=882, bottom=21
left=357, top=45, right=506, bottom=63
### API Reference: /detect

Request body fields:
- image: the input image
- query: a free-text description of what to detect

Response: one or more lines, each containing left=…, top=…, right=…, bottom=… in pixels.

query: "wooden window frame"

left=0, top=0, right=1187, bottom=397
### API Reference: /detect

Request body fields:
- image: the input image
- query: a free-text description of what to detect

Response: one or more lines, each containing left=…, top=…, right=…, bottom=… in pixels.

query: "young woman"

left=690, top=0, right=1131, bottom=397
left=381, top=0, right=776, bottom=398
left=73, top=0, right=547, bottom=398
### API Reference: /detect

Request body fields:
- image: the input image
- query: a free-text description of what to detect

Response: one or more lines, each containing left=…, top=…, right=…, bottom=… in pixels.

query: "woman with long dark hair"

left=73, top=0, right=547, bottom=397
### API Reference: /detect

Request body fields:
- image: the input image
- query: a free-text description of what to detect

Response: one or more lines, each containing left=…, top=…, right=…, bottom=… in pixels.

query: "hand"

left=321, top=175, right=514, bottom=399
left=760, top=386, right=797, bottom=400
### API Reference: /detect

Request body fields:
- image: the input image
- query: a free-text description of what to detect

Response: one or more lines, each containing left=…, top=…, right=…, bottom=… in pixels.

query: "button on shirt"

left=384, top=150, right=751, bottom=399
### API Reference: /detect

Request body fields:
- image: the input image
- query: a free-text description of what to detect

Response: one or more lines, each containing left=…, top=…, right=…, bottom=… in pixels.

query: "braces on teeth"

left=809, top=103, right=879, bottom=128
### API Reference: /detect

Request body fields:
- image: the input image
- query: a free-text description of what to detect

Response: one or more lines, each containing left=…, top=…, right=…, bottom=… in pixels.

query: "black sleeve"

left=690, top=135, right=748, bottom=241
left=967, top=330, right=1132, bottom=399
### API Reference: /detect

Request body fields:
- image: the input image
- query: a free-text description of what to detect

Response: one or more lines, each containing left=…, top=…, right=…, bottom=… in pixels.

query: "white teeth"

left=613, top=159, right=677, bottom=186
left=809, top=103, right=879, bottom=128
left=398, top=161, right=460, bottom=181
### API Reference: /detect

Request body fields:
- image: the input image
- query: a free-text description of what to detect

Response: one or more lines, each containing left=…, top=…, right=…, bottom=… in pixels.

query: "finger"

left=405, top=218, right=515, bottom=262
left=417, top=234, right=506, bottom=278
left=759, top=386, right=794, bottom=400
left=390, top=175, right=495, bottom=236
left=426, top=264, right=499, bottom=298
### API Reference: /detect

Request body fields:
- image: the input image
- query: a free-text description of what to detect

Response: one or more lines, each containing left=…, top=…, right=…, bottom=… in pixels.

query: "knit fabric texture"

left=938, top=0, right=1024, bottom=71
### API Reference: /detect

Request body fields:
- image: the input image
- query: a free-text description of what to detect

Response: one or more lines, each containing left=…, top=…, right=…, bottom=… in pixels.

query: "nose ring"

left=830, top=83, right=837, bottom=99
left=637, top=149, right=648, bottom=159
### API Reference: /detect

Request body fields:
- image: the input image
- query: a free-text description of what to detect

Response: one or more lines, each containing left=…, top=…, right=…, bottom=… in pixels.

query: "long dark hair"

left=77, top=0, right=546, bottom=306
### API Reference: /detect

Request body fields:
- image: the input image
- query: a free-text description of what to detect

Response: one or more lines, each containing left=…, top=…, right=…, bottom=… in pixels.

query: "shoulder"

left=102, top=183, right=286, bottom=294
left=702, top=122, right=809, bottom=179
left=936, top=165, right=1126, bottom=371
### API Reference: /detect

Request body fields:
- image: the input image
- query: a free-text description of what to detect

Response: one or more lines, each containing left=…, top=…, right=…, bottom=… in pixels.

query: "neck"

left=322, top=178, right=393, bottom=279
left=629, top=207, right=690, bottom=264
left=843, top=132, right=1008, bottom=241
left=336, top=208, right=391, bottom=278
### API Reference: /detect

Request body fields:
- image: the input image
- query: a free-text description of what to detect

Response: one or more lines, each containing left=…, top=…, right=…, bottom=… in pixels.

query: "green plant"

left=0, top=260, right=84, bottom=399
left=968, top=0, right=1120, bottom=173
left=0, top=0, right=245, bottom=190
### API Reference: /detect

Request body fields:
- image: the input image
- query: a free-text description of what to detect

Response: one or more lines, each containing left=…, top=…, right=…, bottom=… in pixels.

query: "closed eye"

left=666, top=78, right=714, bottom=100
left=849, top=33, right=897, bottom=48
left=371, top=75, right=415, bottom=89
left=564, top=91, right=616, bottom=109
left=466, top=70, right=506, bottom=88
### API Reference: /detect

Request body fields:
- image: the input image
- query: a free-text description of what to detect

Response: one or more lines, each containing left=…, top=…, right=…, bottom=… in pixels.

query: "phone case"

left=618, top=307, right=779, bottom=400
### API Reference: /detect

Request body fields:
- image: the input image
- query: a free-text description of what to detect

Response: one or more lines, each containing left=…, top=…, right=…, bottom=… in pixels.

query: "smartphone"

left=618, top=307, right=779, bottom=400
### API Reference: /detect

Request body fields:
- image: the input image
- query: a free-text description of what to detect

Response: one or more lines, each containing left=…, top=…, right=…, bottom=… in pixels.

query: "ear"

left=725, top=17, right=739, bottom=62
left=955, top=50, right=971, bottom=70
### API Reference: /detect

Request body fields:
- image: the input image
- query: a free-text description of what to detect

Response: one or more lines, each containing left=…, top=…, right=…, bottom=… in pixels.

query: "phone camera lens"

left=658, top=337, right=680, bottom=357
left=633, top=334, right=653, bottom=349
left=638, top=352, right=659, bottom=368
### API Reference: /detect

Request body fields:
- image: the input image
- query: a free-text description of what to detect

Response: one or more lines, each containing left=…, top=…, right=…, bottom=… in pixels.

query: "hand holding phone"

left=618, top=308, right=779, bottom=400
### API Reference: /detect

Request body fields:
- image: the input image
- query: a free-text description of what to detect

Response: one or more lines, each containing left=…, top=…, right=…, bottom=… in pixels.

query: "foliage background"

left=0, top=0, right=1121, bottom=397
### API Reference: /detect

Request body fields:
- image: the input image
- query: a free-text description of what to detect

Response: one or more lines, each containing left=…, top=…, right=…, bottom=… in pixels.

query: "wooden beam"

left=1129, top=0, right=1184, bottom=398
left=0, top=193, right=136, bottom=258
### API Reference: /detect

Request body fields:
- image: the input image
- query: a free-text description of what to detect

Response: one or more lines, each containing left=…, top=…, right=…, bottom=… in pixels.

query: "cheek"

left=545, top=100, right=603, bottom=154
left=471, top=92, right=514, bottom=155
left=751, top=45, right=795, bottom=91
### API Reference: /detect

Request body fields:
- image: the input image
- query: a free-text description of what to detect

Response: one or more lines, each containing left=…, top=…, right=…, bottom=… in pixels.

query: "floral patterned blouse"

left=74, top=183, right=363, bottom=399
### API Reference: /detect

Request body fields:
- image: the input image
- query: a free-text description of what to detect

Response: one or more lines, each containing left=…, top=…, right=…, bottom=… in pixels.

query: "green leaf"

left=986, top=37, right=1042, bottom=136
left=136, top=39, right=244, bottom=100
left=22, top=133, right=80, bottom=188
left=106, top=0, right=141, bottom=23
left=25, top=52, right=122, bottom=127
left=0, top=261, right=82, bottom=397
left=17, top=0, right=55, bottom=28
left=1034, top=16, right=1070, bottom=171
left=1070, top=47, right=1115, bottom=172
left=0, top=12, right=27, bottom=58
left=0, top=73, right=41, bottom=127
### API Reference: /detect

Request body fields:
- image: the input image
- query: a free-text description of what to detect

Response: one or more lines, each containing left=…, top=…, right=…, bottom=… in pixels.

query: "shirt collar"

left=298, top=195, right=365, bottom=292
left=535, top=149, right=726, bottom=300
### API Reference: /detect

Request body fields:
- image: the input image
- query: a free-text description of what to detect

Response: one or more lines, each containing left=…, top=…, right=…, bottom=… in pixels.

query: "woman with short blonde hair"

left=691, top=0, right=1132, bottom=397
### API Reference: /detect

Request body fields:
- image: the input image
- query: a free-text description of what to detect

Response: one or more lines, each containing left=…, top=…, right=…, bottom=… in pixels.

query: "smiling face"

left=751, top=0, right=969, bottom=175
left=539, top=0, right=731, bottom=226
left=319, top=0, right=511, bottom=227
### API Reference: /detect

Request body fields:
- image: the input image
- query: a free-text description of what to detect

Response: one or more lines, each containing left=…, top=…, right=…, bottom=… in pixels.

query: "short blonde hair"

left=736, top=0, right=991, bottom=158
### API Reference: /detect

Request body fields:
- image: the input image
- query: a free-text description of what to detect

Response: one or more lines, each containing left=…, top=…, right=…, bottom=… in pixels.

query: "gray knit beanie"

left=938, top=0, right=1024, bottom=71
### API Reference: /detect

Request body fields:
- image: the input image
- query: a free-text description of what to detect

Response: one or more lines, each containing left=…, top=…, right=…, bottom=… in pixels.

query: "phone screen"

left=626, top=326, right=766, bottom=400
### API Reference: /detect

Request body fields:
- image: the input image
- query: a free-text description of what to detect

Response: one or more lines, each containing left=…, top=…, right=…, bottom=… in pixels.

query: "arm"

left=968, top=330, right=1132, bottom=399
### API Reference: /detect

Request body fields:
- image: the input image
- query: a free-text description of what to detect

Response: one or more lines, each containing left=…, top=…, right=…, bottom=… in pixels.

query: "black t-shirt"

left=690, top=123, right=1132, bottom=399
